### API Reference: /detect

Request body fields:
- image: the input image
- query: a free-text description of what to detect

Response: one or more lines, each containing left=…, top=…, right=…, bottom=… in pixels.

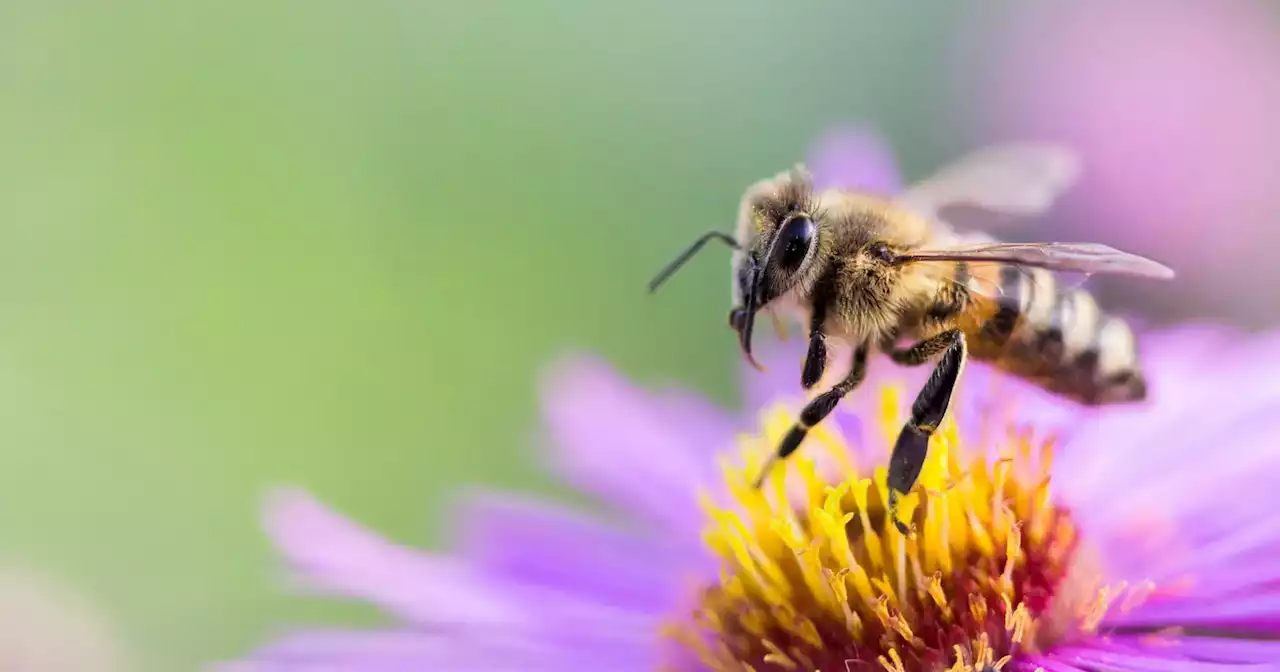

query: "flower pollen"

left=669, top=387, right=1142, bottom=672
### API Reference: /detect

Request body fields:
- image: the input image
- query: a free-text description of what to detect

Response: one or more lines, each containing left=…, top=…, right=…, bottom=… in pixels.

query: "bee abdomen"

left=969, top=264, right=1146, bottom=406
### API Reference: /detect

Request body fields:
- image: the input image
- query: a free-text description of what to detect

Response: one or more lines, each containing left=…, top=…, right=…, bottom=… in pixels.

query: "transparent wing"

left=906, top=259, right=1090, bottom=305
left=896, top=143, right=1081, bottom=231
left=897, top=242, right=1175, bottom=280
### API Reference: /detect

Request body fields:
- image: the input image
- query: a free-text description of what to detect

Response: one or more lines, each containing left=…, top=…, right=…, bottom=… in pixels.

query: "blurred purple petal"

left=225, top=630, right=455, bottom=671
left=539, top=354, right=734, bottom=533
left=263, top=487, right=519, bottom=626
left=1045, top=644, right=1270, bottom=672
left=229, top=628, right=652, bottom=672
left=456, top=491, right=707, bottom=612
left=805, top=124, right=902, bottom=193
left=1017, top=658, right=1087, bottom=672
left=1108, top=636, right=1280, bottom=665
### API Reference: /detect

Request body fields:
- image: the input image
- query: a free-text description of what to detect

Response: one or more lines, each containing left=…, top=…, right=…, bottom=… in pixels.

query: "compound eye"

left=728, top=308, right=747, bottom=331
left=773, top=216, right=815, bottom=272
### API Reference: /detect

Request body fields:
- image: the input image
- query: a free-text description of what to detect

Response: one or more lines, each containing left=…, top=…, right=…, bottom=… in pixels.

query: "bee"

left=648, top=142, right=1174, bottom=533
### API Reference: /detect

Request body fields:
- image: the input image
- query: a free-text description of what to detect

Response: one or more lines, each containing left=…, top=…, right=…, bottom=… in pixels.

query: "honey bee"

left=648, top=142, right=1174, bottom=533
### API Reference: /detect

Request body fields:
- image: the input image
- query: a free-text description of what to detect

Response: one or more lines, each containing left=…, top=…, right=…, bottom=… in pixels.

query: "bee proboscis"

left=649, top=141, right=1174, bottom=533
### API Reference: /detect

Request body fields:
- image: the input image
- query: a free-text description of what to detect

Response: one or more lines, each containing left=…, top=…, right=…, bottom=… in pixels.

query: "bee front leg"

left=801, top=321, right=827, bottom=390
left=886, top=329, right=966, bottom=535
left=754, top=342, right=869, bottom=489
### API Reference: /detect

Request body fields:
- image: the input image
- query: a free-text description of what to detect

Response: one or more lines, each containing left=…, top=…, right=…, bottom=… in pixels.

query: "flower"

left=227, top=324, right=1280, bottom=672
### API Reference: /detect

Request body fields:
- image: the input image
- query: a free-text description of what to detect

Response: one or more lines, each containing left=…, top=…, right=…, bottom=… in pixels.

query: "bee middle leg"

left=885, top=329, right=967, bottom=534
left=753, top=342, right=870, bottom=488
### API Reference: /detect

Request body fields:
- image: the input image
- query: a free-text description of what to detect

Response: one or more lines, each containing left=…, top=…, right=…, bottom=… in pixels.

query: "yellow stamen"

left=761, top=640, right=797, bottom=670
left=671, top=385, right=1141, bottom=672
left=878, top=648, right=906, bottom=672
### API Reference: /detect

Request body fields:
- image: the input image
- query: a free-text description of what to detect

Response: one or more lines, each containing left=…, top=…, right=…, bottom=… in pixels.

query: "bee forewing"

left=900, top=242, right=1175, bottom=280
left=896, top=143, right=1081, bottom=225
left=910, top=260, right=1090, bottom=305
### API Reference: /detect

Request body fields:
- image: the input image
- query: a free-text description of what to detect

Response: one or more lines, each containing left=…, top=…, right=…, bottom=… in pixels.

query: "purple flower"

left=226, top=131, right=1280, bottom=670
left=225, top=324, right=1280, bottom=671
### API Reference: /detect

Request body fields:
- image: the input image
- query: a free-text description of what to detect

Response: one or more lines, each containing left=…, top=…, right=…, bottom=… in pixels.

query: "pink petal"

left=1018, top=656, right=1090, bottom=672
left=223, top=628, right=651, bottom=672
left=1048, top=644, right=1272, bottom=671
left=263, top=487, right=520, bottom=627
left=539, top=354, right=736, bottom=532
left=1105, top=634, right=1280, bottom=665
left=454, top=490, right=709, bottom=613
left=263, top=489, right=668, bottom=664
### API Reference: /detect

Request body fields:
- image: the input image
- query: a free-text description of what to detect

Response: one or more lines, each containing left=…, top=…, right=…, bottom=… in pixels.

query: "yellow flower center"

left=667, top=387, right=1149, bottom=672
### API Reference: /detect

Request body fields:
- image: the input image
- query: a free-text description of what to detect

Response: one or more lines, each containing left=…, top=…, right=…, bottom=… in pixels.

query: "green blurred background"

left=3, top=0, right=1278, bottom=669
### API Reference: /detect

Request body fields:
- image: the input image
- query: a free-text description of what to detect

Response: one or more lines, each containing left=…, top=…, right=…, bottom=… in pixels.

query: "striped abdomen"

left=955, top=262, right=1147, bottom=405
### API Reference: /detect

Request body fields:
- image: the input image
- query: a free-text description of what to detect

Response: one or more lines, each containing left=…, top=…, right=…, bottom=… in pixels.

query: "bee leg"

left=753, top=342, right=869, bottom=488
left=801, top=301, right=831, bottom=390
left=801, top=329, right=826, bottom=390
left=886, top=330, right=967, bottom=534
left=884, top=329, right=962, bottom=366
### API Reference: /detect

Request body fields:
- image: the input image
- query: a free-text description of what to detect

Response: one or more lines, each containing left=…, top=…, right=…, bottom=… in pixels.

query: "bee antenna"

left=647, top=231, right=740, bottom=293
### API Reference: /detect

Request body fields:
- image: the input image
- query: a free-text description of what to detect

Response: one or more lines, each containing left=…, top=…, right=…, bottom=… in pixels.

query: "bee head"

left=728, top=168, right=824, bottom=370
left=645, top=166, right=829, bottom=373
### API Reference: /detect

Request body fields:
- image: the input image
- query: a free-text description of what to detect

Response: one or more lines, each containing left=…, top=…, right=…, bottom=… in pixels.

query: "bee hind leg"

left=884, top=328, right=963, bottom=366
left=753, top=342, right=869, bottom=489
left=887, top=329, right=967, bottom=534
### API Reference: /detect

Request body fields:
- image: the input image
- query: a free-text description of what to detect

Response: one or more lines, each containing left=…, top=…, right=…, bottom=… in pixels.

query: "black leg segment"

left=801, top=298, right=830, bottom=390
left=801, top=330, right=827, bottom=389
left=753, top=342, right=870, bottom=488
left=886, top=329, right=967, bottom=534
